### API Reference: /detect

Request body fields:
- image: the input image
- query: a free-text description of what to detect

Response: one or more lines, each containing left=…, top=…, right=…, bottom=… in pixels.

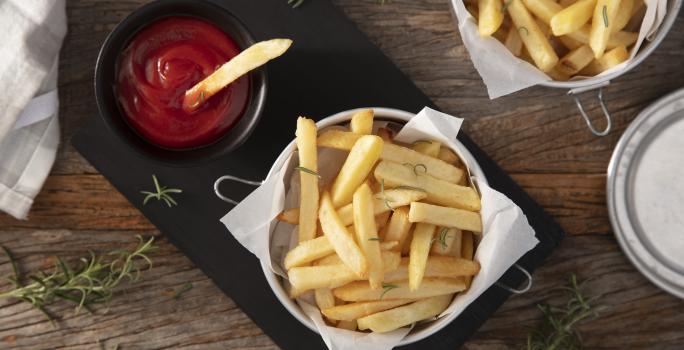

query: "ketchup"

left=116, top=17, right=249, bottom=149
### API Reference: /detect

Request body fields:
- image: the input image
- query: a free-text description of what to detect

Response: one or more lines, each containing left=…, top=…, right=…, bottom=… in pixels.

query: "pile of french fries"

left=276, top=109, right=482, bottom=333
left=471, top=0, right=645, bottom=79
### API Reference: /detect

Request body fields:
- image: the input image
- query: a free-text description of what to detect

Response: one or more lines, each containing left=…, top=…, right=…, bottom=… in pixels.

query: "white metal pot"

left=259, top=107, right=488, bottom=346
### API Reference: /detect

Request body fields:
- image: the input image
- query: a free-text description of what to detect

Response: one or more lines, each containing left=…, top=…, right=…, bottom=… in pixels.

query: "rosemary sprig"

left=172, top=283, right=194, bottom=300
left=368, top=237, right=381, bottom=241
left=602, top=5, right=609, bottom=27
left=526, top=274, right=605, bottom=350
left=294, top=166, right=322, bottom=178
left=0, top=236, right=156, bottom=323
left=380, top=283, right=399, bottom=299
left=140, top=175, right=182, bottom=207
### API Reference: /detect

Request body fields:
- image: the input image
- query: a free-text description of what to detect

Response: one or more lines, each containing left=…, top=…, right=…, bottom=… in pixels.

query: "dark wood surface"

left=1, top=0, right=683, bottom=349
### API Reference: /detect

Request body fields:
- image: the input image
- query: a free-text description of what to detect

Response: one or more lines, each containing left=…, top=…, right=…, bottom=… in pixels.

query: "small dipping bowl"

left=95, top=0, right=267, bottom=166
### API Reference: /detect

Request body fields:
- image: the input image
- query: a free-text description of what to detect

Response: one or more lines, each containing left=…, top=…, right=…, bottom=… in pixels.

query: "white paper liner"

left=222, top=107, right=539, bottom=350
left=450, top=0, right=669, bottom=98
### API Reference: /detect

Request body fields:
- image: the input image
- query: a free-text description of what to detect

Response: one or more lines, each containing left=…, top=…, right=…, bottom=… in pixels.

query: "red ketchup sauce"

left=116, top=17, right=249, bottom=149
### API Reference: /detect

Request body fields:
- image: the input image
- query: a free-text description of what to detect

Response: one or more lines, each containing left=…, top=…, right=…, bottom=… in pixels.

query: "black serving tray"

left=72, top=0, right=565, bottom=349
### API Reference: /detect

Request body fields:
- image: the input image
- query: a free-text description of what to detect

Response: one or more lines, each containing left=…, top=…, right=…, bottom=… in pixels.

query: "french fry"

left=285, top=236, right=334, bottom=269
left=505, top=26, right=524, bottom=56
left=550, top=0, right=596, bottom=36
left=337, top=319, right=357, bottom=331
left=588, top=0, right=622, bottom=58
left=322, top=299, right=416, bottom=321
left=612, top=0, right=634, bottom=32
left=336, top=188, right=428, bottom=226
left=384, top=256, right=480, bottom=282
left=374, top=161, right=481, bottom=211
left=461, top=231, right=475, bottom=289
left=183, top=39, right=292, bottom=112
left=357, top=295, right=453, bottom=333
left=350, top=109, right=374, bottom=135
left=547, top=67, right=571, bottom=81
left=507, top=0, right=559, bottom=72
left=478, top=0, right=505, bottom=36
left=319, top=191, right=367, bottom=276
left=318, top=133, right=465, bottom=184
left=559, top=0, right=579, bottom=6
left=558, top=34, right=583, bottom=50
left=437, top=147, right=462, bottom=167
left=334, top=278, right=465, bottom=302
left=377, top=127, right=394, bottom=143
left=289, top=251, right=400, bottom=292
left=289, top=237, right=400, bottom=269
left=522, top=0, right=562, bottom=24
left=276, top=208, right=300, bottom=225
left=536, top=19, right=552, bottom=38
left=383, top=207, right=414, bottom=252
left=607, top=31, right=638, bottom=49
left=431, top=228, right=463, bottom=256
left=564, top=25, right=637, bottom=49
left=408, top=202, right=483, bottom=233
left=556, top=45, right=594, bottom=75
left=382, top=144, right=464, bottom=183
left=353, top=184, right=384, bottom=289
left=409, top=223, right=436, bottom=291
left=316, top=248, right=400, bottom=266
left=579, top=45, right=629, bottom=75
left=296, top=117, right=319, bottom=242
left=317, top=129, right=362, bottom=150
left=331, top=135, right=384, bottom=207
left=401, top=228, right=413, bottom=255
left=411, top=140, right=441, bottom=158
left=315, top=288, right=337, bottom=324
left=376, top=211, right=391, bottom=231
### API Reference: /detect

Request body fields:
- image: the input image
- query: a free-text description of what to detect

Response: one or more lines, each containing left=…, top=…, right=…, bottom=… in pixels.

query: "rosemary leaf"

left=368, top=237, right=381, bottom=241
left=518, top=26, right=530, bottom=36
left=294, top=166, right=322, bottom=178
left=411, top=140, right=432, bottom=145
left=502, top=0, right=514, bottom=12
left=172, top=283, right=194, bottom=300
left=380, top=283, right=399, bottom=299
left=380, top=179, right=394, bottom=211
left=602, top=5, right=609, bottom=27
left=393, top=185, right=427, bottom=192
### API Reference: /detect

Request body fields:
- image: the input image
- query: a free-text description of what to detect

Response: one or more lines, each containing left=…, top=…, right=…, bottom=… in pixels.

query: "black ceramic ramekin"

left=94, top=0, right=266, bottom=166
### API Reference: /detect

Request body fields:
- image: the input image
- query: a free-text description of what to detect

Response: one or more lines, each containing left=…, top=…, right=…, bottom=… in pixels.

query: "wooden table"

left=1, top=1, right=683, bottom=349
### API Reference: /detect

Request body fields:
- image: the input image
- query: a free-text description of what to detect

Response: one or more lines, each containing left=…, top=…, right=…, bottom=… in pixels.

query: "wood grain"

left=0, top=0, right=682, bottom=349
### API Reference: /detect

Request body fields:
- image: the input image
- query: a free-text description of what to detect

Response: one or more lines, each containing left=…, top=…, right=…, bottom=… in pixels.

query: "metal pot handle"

left=213, top=175, right=263, bottom=205
left=568, top=82, right=612, bottom=137
left=495, top=264, right=533, bottom=294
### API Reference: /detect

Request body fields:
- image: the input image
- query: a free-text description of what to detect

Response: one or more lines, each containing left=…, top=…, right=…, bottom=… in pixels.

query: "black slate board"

left=72, top=0, right=565, bottom=348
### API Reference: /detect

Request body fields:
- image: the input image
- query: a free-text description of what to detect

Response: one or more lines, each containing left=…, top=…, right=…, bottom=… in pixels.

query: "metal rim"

left=607, top=87, right=684, bottom=300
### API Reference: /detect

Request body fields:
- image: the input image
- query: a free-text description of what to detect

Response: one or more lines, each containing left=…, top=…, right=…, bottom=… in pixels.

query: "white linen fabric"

left=0, top=0, right=67, bottom=219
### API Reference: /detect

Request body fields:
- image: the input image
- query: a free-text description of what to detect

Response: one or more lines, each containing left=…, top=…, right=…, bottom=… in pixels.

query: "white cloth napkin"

left=0, top=0, right=67, bottom=219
